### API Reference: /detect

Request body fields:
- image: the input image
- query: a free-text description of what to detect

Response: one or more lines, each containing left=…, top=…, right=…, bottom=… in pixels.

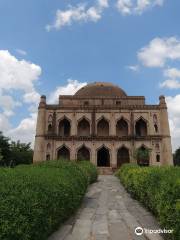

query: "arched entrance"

left=97, top=146, right=110, bottom=167
left=77, top=118, right=90, bottom=136
left=57, top=146, right=70, bottom=160
left=117, top=147, right=130, bottom=168
left=58, top=118, right=71, bottom=137
left=135, top=118, right=147, bottom=137
left=116, top=118, right=128, bottom=137
left=97, top=118, right=109, bottom=136
left=77, top=146, right=90, bottom=161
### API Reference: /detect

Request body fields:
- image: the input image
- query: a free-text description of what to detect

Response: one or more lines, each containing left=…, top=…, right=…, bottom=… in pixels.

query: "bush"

left=0, top=160, right=97, bottom=240
left=116, top=164, right=180, bottom=240
left=77, top=161, right=98, bottom=184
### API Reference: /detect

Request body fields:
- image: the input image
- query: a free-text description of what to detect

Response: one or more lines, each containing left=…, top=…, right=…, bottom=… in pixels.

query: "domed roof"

left=75, top=82, right=127, bottom=97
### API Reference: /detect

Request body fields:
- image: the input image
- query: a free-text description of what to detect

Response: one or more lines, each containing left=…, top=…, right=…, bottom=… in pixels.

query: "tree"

left=10, top=141, right=33, bottom=166
left=134, top=147, right=151, bottom=166
left=0, top=131, right=11, bottom=166
left=173, top=147, right=180, bottom=166
left=0, top=132, right=33, bottom=167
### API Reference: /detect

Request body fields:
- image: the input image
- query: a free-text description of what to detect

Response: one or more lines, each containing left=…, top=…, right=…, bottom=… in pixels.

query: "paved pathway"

left=49, top=176, right=164, bottom=240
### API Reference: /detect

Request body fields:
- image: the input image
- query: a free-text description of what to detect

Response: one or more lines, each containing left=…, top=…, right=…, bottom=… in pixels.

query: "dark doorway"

left=97, top=118, right=109, bottom=136
left=59, top=118, right=71, bottom=137
left=78, top=119, right=90, bottom=136
left=116, top=119, right=128, bottom=137
left=77, top=146, right=90, bottom=161
left=57, top=146, right=70, bottom=160
left=117, top=147, right=130, bottom=168
left=97, top=147, right=110, bottom=167
left=135, top=118, right=147, bottom=137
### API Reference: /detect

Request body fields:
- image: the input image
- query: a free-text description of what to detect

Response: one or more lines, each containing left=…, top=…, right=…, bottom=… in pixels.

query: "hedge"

left=0, top=160, right=98, bottom=240
left=116, top=164, right=180, bottom=240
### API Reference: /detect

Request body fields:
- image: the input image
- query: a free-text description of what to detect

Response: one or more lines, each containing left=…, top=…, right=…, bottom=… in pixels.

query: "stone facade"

left=33, top=82, right=173, bottom=167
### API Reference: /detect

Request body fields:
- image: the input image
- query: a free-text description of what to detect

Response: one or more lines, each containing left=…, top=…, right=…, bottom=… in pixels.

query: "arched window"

left=97, top=146, right=110, bottom=167
left=77, top=118, right=90, bottom=136
left=135, top=118, right=147, bottom=137
left=117, top=147, right=130, bottom=168
left=48, top=124, right=53, bottom=133
left=156, top=154, right=160, bottom=162
left=47, top=143, right=51, bottom=151
left=77, top=146, right=90, bottom=161
left=57, top=146, right=70, bottom=160
left=97, top=118, right=109, bottom=136
left=58, top=118, right=71, bottom=137
left=154, top=124, right=158, bottom=133
left=48, top=115, right=53, bottom=122
left=116, top=119, right=128, bottom=137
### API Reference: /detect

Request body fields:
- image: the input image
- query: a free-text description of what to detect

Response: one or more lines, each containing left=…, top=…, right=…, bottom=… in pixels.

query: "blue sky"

left=0, top=0, right=180, bottom=150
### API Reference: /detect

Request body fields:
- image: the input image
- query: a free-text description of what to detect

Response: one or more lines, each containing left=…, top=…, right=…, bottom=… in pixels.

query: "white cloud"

left=0, top=113, right=11, bottom=132
left=0, top=50, right=42, bottom=146
left=166, top=95, right=180, bottom=151
left=164, top=67, right=180, bottom=79
left=138, top=37, right=180, bottom=67
left=160, top=79, right=180, bottom=89
left=6, top=113, right=37, bottom=146
left=46, top=0, right=109, bottom=31
left=49, top=79, right=87, bottom=103
left=116, top=0, right=164, bottom=15
left=16, top=49, right=27, bottom=56
left=160, top=68, right=180, bottom=89
left=0, top=50, right=41, bottom=92
left=126, top=64, right=140, bottom=72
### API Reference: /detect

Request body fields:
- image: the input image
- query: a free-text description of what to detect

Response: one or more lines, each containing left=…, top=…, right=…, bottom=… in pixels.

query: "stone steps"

left=98, top=167, right=113, bottom=175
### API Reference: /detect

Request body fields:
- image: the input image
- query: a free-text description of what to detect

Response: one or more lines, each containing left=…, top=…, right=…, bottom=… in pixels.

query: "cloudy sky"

left=0, top=0, right=180, bottom=151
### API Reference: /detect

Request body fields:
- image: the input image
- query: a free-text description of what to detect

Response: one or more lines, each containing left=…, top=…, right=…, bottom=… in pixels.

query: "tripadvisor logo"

left=135, top=227, right=173, bottom=236
left=135, top=227, right=143, bottom=236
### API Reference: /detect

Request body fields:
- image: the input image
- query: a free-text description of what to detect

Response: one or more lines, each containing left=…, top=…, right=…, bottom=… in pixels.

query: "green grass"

left=0, top=160, right=98, bottom=240
left=116, top=164, right=180, bottom=240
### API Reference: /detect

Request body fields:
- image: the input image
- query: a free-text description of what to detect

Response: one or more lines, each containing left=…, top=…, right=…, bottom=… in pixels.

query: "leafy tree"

left=0, top=148, right=3, bottom=163
left=173, top=147, right=180, bottom=166
left=10, top=141, right=33, bottom=166
left=134, top=147, right=151, bottom=166
left=0, top=131, right=11, bottom=166
left=0, top=132, right=33, bottom=167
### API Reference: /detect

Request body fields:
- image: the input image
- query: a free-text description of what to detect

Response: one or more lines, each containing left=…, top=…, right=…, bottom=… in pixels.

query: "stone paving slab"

left=48, top=175, right=165, bottom=240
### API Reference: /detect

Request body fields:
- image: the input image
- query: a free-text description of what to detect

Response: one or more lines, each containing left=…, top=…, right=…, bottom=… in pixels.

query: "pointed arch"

left=117, top=146, right=130, bottom=168
left=116, top=118, right=128, bottom=137
left=77, top=117, right=90, bottom=136
left=58, top=116, right=71, bottom=137
left=135, top=117, right=148, bottom=137
left=97, top=145, right=110, bottom=167
left=47, top=143, right=51, bottom=151
left=97, top=117, right=109, bottom=136
left=48, top=115, right=53, bottom=122
left=57, top=145, right=70, bottom=160
left=77, top=145, right=90, bottom=161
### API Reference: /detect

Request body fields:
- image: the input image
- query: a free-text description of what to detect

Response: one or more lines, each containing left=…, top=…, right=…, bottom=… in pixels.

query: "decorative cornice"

left=42, top=134, right=165, bottom=141
left=45, top=105, right=160, bottom=111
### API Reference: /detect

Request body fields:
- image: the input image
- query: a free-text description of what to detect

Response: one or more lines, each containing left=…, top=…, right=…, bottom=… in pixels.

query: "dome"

left=75, top=82, right=127, bottom=97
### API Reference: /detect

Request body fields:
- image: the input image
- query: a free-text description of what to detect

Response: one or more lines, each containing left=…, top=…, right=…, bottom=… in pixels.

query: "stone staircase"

left=98, top=167, right=114, bottom=175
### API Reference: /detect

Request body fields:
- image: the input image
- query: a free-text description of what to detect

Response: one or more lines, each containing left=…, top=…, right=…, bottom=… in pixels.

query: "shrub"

left=77, top=161, right=98, bottom=184
left=0, top=160, right=97, bottom=240
left=116, top=164, right=180, bottom=240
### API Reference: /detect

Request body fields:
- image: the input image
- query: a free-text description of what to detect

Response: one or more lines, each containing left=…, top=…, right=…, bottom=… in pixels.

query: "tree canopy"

left=173, top=147, right=180, bottom=166
left=0, top=131, right=33, bottom=167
